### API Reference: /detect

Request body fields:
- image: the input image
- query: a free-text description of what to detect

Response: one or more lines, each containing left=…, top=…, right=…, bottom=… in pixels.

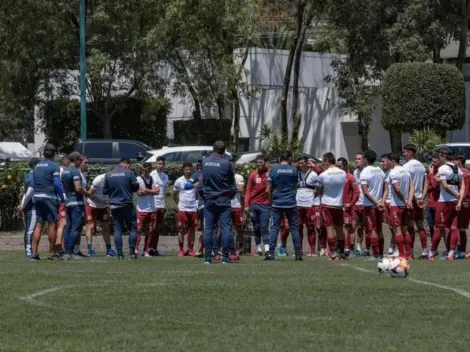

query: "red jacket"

left=244, top=169, right=270, bottom=209
left=426, top=170, right=440, bottom=208
left=343, top=172, right=360, bottom=206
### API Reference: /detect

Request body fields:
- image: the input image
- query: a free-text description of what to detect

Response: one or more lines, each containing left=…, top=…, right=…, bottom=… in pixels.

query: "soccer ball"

left=377, top=258, right=391, bottom=274
left=389, top=257, right=409, bottom=278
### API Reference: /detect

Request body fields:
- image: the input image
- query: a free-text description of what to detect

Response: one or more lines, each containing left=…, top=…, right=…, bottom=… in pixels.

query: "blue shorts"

left=34, top=197, right=59, bottom=223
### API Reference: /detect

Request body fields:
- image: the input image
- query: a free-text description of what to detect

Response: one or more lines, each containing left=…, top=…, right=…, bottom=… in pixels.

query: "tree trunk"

left=432, top=43, right=441, bottom=63
left=388, top=130, right=402, bottom=154
left=101, top=113, right=112, bottom=139
left=231, top=88, right=240, bottom=153
left=358, top=114, right=370, bottom=152
left=216, top=97, right=225, bottom=119
left=192, top=98, right=202, bottom=120
left=456, top=0, right=470, bottom=71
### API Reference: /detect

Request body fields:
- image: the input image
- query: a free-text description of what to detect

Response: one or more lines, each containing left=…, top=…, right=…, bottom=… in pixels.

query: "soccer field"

left=1, top=253, right=469, bottom=352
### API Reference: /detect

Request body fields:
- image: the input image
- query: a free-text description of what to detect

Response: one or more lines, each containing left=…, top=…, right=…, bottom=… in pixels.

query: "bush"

left=382, top=63, right=466, bottom=134
left=173, top=119, right=231, bottom=146
left=0, top=162, right=28, bottom=231
left=409, top=128, right=447, bottom=162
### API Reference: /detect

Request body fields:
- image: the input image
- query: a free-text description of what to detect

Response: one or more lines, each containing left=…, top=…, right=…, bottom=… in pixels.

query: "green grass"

left=1, top=253, right=470, bottom=352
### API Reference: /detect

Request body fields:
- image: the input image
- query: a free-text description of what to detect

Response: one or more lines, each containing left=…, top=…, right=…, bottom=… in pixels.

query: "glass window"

left=119, top=143, right=145, bottom=159
left=161, top=152, right=178, bottom=162
left=182, top=151, right=203, bottom=163
left=84, top=143, right=113, bottom=159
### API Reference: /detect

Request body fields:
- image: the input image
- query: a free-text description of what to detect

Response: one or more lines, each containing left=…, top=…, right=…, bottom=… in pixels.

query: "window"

left=119, top=143, right=146, bottom=159
left=237, top=138, right=250, bottom=153
left=181, top=151, right=204, bottom=163
left=84, top=143, right=113, bottom=159
left=161, top=152, right=178, bottom=162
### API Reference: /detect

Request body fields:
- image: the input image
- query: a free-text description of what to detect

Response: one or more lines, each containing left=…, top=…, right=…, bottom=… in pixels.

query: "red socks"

left=396, top=234, right=405, bottom=257
left=327, top=237, right=336, bottom=252
left=450, top=228, right=458, bottom=251
left=365, top=233, right=371, bottom=250
left=307, top=228, right=316, bottom=252
left=418, top=228, right=428, bottom=249
left=319, top=227, right=327, bottom=248
left=370, top=236, right=379, bottom=257
left=404, top=233, right=412, bottom=257
left=345, top=232, right=351, bottom=250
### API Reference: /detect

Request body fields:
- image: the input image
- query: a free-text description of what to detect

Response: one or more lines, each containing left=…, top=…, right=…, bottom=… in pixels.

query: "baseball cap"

left=213, top=141, right=226, bottom=154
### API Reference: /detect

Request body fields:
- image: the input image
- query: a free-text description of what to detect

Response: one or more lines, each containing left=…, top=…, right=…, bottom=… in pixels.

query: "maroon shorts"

left=321, top=206, right=344, bottom=227
left=298, top=207, right=315, bottom=227
left=310, top=206, right=322, bottom=227
left=155, top=208, right=165, bottom=225
left=231, top=208, right=244, bottom=228
left=137, top=211, right=157, bottom=231
left=86, top=204, right=109, bottom=225
left=409, top=200, right=425, bottom=222
left=364, top=207, right=383, bottom=233
left=436, top=202, right=458, bottom=228
left=177, top=211, right=198, bottom=230
left=344, top=207, right=354, bottom=225
left=390, top=206, right=409, bottom=227
left=352, top=205, right=364, bottom=223
left=59, top=203, right=67, bottom=221
left=280, top=215, right=289, bottom=229
left=457, top=203, right=470, bottom=229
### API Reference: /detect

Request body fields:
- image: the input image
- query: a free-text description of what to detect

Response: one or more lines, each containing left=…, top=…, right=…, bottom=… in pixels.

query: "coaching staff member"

left=202, top=141, right=236, bottom=264
left=103, top=158, right=140, bottom=260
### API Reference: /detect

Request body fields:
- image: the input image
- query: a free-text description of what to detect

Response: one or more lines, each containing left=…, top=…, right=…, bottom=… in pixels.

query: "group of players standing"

left=17, top=141, right=470, bottom=262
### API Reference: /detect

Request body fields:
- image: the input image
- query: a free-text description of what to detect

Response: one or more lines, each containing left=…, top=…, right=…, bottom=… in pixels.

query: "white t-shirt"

left=136, top=176, right=157, bottom=212
left=360, top=166, right=385, bottom=207
left=384, top=170, right=391, bottom=204
left=319, top=167, right=346, bottom=207
left=150, top=170, right=169, bottom=209
left=353, top=168, right=364, bottom=206
left=231, top=174, right=245, bottom=208
left=296, top=170, right=319, bottom=207
left=438, top=163, right=463, bottom=202
left=87, top=174, right=108, bottom=209
left=403, top=159, right=426, bottom=199
left=389, top=166, right=411, bottom=207
left=173, top=176, right=197, bottom=212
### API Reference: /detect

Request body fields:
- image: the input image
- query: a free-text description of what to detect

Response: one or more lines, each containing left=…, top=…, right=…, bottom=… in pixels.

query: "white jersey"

left=384, top=170, right=391, bottom=204
left=173, top=176, right=197, bottom=212
left=319, top=167, right=346, bottom=207
left=403, top=159, right=426, bottom=199
left=151, top=170, right=169, bottom=209
left=231, top=174, right=245, bottom=208
left=360, top=166, right=385, bottom=207
left=438, top=163, right=463, bottom=203
left=136, top=176, right=157, bottom=212
left=296, top=170, right=319, bottom=208
left=87, top=174, right=108, bottom=209
left=389, top=166, right=411, bottom=207
left=353, top=168, right=364, bottom=206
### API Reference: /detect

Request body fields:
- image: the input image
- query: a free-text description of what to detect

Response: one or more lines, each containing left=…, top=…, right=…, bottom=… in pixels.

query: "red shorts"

left=298, top=207, right=315, bottom=227
left=364, top=207, right=383, bottom=233
left=436, top=202, right=458, bottom=228
left=137, top=211, right=157, bottom=231
left=155, top=208, right=165, bottom=225
left=231, top=208, right=244, bottom=228
left=310, top=205, right=322, bottom=227
left=280, top=215, right=289, bottom=229
left=321, top=206, right=344, bottom=227
left=352, top=205, right=364, bottom=223
left=409, top=200, right=425, bottom=222
left=86, top=204, right=109, bottom=225
left=343, top=208, right=354, bottom=225
left=384, top=204, right=392, bottom=225
left=177, top=211, right=198, bottom=230
left=59, top=203, right=67, bottom=221
left=390, top=206, right=409, bottom=227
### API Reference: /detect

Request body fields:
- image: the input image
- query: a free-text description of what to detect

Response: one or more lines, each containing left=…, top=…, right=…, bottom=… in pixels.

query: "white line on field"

left=340, top=263, right=470, bottom=300
left=19, top=285, right=74, bottom=306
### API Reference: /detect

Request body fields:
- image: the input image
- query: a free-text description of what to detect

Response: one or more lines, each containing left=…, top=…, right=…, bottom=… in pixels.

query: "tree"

left=382, top=62, right=465, bottom=134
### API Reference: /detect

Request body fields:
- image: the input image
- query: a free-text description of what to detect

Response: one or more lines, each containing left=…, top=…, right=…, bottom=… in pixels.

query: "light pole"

left=79, top=0, right=87, bottom=140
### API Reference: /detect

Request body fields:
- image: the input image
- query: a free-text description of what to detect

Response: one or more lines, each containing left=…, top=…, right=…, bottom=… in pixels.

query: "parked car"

left=143, top=146, right=232, bottom=163
left=73, top=139, right=152, bottom=164
left=235, top=151, right=322, bottom=165
left=433, top=143, right=470, bottom=164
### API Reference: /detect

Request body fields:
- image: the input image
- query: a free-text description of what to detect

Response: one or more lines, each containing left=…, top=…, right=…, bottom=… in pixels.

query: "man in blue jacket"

left=202, top=141, right=236, bottom=264
left=103, top=158, right=140, bottom=260
left=31, top=144, right=66, bottom=260
left=265, top=151, right=303, bottom=261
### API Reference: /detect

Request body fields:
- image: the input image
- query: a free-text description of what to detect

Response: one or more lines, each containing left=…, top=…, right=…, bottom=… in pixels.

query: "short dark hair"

left=142, top=162, right=152, bottom=169
left=430, top=151, right=440, bottom=159
left=256, top=154, right=267, bottom=162
left=68, top=151, right=82, bottom=162
left=60, top=156, right=69, bottom=165
left=455, top=154, right=466, bottom=163
left=29, top=157, right=40, bottom=169
left=364, top=149, right=377, bottom=164
left=337, top=157, right=348, bottom=169
left=298, top=156, right=309, bottom=162
left=439, top=147, right=453, bottom=157
left=43, top=143, right=56, bottom=158
left=403, top=144, right=417, bottom=153
left=119, top=158, right=132, bottom=165
left=356, top=153, right=364, bottom=159
left=389, top=153, right=400, bottom=163
left=213, top=140, right=226, bottom=154
left=380, top=153, right=390, bottom=160
left=156, top=156, right=165, bottom=162
left=279, top=151, right=292, bottom=162
left=322, top=152, right=336, bottom=165
left=182, top=161, right=193, bottom=169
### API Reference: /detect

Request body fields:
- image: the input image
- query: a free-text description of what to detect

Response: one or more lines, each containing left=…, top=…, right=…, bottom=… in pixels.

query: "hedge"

left=381, top=63, right=466, bottom=133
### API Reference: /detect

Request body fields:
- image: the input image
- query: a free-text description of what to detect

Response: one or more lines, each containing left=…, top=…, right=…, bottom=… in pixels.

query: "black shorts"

left=34, top=197, right=59, bottom=223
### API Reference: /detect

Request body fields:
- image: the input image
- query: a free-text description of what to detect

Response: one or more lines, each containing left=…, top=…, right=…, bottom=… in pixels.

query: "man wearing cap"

left=103, top=158, right=140, bottom=260
left=17, top=157, right=41, bottom=258
left=201, top=141, right=236, bottom=264
left=30, top=144, right=66, bottom=260
left=402, top=143, right=429, bottom=259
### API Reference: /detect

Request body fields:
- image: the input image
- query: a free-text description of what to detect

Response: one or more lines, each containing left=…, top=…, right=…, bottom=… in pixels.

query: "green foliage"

left=173, top=119, right=231, bottom=146
left=382, top=63, right=466, bottom=133
left=259, top=124, right=305, bottom=161
left=40, top=97, right=170, bottom=153
left=0, top=163, right=27, bottom=231
left=409, top=128, right=447, bottom=161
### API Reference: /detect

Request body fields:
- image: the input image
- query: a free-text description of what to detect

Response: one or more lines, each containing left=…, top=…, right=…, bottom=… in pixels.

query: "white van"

left=143, top=146, right=232, bottom=163
left=433, top=143, right=470, bottom=164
